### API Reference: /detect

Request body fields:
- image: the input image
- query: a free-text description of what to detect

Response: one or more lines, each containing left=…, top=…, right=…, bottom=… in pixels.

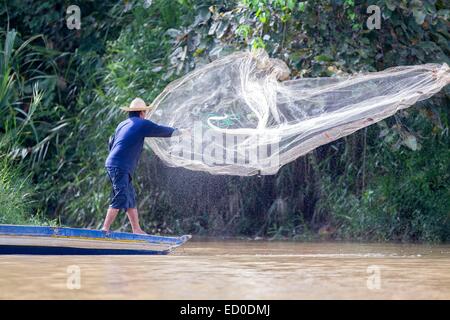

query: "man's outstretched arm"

left=143, top=119, right=176, bottom=137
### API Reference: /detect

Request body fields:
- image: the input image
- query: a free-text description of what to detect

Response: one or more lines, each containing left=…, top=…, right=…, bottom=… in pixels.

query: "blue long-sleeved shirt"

left=105, top=116, right=176, bottom=174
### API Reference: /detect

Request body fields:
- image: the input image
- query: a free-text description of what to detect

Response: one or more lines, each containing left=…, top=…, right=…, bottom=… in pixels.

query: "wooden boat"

left=0, top=225, right=191, bottom=255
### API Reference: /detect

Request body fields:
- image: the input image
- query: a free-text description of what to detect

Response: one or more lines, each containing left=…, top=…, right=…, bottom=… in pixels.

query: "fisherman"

left=102, top=98, right=185, bottom=234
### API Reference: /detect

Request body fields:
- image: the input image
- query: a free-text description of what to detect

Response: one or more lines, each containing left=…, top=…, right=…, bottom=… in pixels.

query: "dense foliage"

left=0, top=0, right=449, bottom=241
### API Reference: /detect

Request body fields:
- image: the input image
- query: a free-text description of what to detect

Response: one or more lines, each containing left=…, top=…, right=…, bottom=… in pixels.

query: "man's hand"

left=174, top=128, right=191, bottom=137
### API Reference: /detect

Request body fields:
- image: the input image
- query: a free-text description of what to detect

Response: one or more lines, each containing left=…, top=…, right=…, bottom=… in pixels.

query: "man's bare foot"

left=133, top=229, right=148, bottom=235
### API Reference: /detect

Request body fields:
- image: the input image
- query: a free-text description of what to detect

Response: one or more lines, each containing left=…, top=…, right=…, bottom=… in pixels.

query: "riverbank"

left=1, top=1, right=449, bottom=243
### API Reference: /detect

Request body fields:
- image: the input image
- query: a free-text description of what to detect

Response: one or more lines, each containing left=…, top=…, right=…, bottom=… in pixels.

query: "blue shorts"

left=106, top=167, right=136, bottom=209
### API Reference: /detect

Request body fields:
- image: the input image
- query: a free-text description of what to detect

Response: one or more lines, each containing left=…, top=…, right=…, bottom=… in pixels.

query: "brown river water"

left=0, top=241, right=449, bottom=299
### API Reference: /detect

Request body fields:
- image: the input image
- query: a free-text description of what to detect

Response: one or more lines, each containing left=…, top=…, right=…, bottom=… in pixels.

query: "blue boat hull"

left=0, top=225, right=191, bottom=255
left=0, top=245, right=168, bottom=255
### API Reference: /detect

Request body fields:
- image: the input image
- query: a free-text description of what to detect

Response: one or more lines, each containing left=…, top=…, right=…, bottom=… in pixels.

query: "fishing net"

left=146, top=49, right=450, bottom=176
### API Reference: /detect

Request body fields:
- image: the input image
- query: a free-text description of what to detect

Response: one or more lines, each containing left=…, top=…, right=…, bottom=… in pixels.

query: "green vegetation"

left=0, top=0, right=448, bottom=241
left=0, top=161, right=32, bottom=224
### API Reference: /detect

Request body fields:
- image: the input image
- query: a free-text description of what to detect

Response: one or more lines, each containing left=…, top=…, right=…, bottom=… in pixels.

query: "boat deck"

left=0, top=225, right=191, bottom=255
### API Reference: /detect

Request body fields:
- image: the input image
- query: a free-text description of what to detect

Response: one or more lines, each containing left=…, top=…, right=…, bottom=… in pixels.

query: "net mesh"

left=146, top=49, right=450, bottom=176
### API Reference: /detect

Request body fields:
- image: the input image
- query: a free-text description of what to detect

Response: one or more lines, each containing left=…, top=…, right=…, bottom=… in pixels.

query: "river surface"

left=0, top=241, right=449, bottom=299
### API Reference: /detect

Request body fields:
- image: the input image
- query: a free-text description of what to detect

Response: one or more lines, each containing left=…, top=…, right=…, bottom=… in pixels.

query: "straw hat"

left=120, top=98, right=153, bottom=112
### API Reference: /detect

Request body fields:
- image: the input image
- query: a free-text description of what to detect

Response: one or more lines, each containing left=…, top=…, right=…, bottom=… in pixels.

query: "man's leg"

left=126, top=208, right=147, bottom=234
left=102, top=207, right=120, bottom=232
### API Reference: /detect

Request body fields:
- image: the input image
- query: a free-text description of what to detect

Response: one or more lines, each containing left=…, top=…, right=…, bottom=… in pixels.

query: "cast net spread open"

left=146, top=49, right=450, bottom=176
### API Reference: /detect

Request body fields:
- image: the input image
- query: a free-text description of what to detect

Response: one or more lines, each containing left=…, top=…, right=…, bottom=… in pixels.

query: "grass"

left=0, top=160, right=37, bottom=224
